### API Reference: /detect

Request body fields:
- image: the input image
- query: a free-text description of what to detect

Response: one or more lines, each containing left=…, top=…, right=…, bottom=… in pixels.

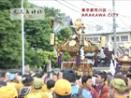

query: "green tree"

left=0, top=0, right=72, bottom=69
left=0, top=0, right=21, bottom=68
left=62, top=52, right=71, bottom=61
left=57, top=27, right=72, bottom=42
left=24, top=5, right=67, bottom=68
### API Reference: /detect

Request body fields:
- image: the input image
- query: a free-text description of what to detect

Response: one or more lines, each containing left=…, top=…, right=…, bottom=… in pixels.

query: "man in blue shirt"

left=63, top=69, right=92, bottom=98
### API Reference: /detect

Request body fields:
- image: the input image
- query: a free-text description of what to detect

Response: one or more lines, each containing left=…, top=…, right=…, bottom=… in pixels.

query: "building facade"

left=85, top=31, right=131, bottom=56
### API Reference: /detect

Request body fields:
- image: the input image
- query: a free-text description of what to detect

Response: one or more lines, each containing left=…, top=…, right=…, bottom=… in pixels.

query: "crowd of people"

left=0, top=68, right=131, bottom=98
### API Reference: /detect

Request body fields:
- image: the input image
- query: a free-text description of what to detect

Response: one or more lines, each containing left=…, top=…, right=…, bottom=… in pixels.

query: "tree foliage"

left=0, top=0, right=72, bottom=69
left=57, top=27, right=72, bottom=42
left=24, top=6, right=65, bottom=68
left=0, top=1, right=21, bottom=68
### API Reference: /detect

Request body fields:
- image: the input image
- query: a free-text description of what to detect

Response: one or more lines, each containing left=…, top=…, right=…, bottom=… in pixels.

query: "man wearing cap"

left=53, top=79, right=72, bottom=98
left=63, top=69, right=92, bottom=98
left=110, top=78, right=128, bottom=98
left=63, top=69, right=81, bottom=95
left=25, top=77, right=44, bottom=98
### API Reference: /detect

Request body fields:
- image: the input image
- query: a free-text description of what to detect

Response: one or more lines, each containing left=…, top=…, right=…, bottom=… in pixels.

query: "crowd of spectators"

left=0, top=68, right=131, bottom=98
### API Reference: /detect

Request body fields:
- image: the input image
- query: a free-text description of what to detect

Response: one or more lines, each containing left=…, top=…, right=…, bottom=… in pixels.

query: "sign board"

left=10, top=8, right=45, bottom=20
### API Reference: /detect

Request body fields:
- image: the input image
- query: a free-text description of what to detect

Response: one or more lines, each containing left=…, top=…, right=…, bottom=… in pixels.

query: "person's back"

left=43, top=79, right=55, bottom=98
left=25, top=90, right=44, bottom=98
left=7, top=73, right=23, bottom=93
left=0, top=84, right=18, bottom=98
left=43, top=91, right=53, bottom=98
left=8, top=80, right=23, bottom=93
left=0, top=72, right=18, bottom=98
left=18, top=74, right=33, bottom=98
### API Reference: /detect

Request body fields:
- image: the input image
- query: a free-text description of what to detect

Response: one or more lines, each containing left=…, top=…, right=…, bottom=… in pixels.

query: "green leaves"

left=24, top=7, right=66, bottom=68
left=57, top=27, right=72, bottom=42
left=0, top=0, right=12, bottom=10
left=0, top=0, right=21, bottom=68
left=62, top=52, right=71, bottom=61
left=25, top=20, right=53, bottom=50
left=0, top=0, right=71, bottom=69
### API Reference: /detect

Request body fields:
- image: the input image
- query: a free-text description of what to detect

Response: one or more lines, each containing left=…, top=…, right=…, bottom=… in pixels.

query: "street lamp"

left=21, top=0, right=25, bottom=75
left=112, top=0, right=116, bottom=55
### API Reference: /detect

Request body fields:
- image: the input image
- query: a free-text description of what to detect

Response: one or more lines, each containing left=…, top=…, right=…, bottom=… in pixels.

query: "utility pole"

left=112, top=0, right=116, bottom=55
left=21, top=0, right=25, bottom=75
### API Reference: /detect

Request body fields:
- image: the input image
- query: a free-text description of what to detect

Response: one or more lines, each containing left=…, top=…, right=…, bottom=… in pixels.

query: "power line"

left=62, top=0, right=81, bottom=9
left=61, top=0, right=131, bottom=33
left=83, top=0, right=100, bottom=8
left=54, top=0, right=80, bottom=14
left=55, top=0, right=102, bottom=24
left=83, top=0, right=131, bottom=19
left=53, top=0, right=107, bottom=25
left=60, top=0, right=103, bottom=24
left=83, top=0, right=131, bottom=31
left=118, top=17, right=131, bottom=29
left=55, top=0, right=119, bottom=33
left=119, top=15, right=131, bottom=20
